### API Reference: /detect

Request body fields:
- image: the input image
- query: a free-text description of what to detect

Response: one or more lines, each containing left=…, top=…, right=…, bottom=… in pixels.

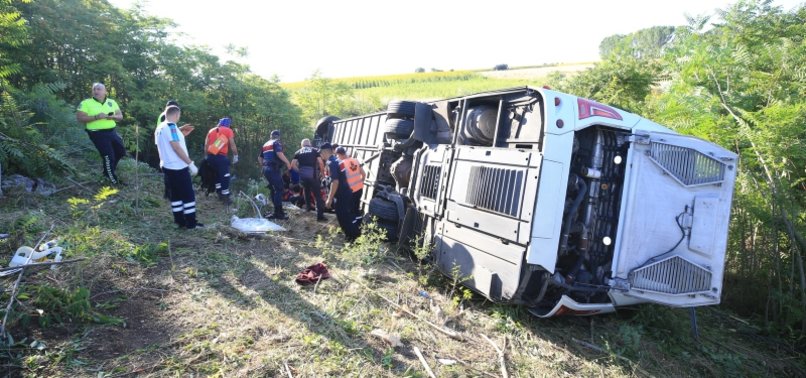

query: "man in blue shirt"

left=259, top=130, right=291, bottom=220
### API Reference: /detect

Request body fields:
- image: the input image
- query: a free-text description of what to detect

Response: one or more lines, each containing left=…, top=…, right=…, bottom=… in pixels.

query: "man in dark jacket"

left=291, top=139, right=326, bottom=221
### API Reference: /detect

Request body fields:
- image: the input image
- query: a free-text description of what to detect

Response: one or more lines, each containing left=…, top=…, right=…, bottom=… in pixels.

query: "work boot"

left=267, top=213, right=288, bottom=220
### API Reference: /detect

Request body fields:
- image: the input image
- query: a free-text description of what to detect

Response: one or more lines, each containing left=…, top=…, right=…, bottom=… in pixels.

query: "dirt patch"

left=81, top=291, right=176, bottom=361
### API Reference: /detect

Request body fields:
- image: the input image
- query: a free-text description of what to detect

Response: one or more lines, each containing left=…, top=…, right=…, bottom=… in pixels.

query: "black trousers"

left=86, top=129, right=126, bottom=183
left=301, top=175, right=325, bottom=219
left=164, top=167, right=197, bottom=228
left=335, top=190, right=361, bottom=241
left=352, top=188, right=363, bottom=218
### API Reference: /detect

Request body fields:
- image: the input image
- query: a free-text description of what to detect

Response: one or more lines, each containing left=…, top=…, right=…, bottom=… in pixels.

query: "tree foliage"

left=0, top=0, right=305, bottom=183
left=569, top=0, right=806, bottom=342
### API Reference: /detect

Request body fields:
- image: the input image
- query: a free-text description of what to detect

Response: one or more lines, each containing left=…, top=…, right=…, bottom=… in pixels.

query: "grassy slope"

left=0, top=150, right=803, bottom=376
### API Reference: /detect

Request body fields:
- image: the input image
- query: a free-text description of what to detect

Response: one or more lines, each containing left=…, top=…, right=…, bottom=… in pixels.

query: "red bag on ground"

left=295, top=262, right=331, bottom=285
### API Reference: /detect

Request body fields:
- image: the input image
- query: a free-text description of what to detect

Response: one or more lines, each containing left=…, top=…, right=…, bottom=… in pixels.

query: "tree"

left=647, top=0, right=806, bottom=338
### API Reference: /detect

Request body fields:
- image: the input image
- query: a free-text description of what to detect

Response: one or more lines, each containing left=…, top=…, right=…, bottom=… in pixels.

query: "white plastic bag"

left=231, top=215, right=286, bottom=233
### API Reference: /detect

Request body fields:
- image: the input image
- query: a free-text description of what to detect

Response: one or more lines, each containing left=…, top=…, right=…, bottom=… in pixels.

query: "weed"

left=126, top=241, right=168, bottom=265
left=381, top=347, right=394, bottom=369
left=318, top=219, right=389, bottom=268
left=24, top=285, right=123, bottom=327
left=446, top=264, right=472, bottom=306
left=11, top=211, right=46, bottom=235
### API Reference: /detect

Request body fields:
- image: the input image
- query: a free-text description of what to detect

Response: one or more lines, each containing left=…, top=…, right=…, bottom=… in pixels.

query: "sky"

left=107, top=0, right=804, bottom=83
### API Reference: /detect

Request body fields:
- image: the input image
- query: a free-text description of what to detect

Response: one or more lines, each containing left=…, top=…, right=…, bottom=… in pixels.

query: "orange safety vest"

left=341, top=157, right=364, bottom=193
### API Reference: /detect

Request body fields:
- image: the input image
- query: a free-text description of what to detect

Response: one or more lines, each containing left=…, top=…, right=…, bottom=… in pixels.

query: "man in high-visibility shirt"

left=75, top=83, right=125, bottom=185
left=335, top=146, right=366, bottom=218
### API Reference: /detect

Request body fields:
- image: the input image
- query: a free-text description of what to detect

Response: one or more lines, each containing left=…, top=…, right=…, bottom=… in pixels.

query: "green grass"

left=284, top=68, right=556, bottom=103
left=353, top=76, right=547, bottom=102
left=0, top=142, right=803, bottom=377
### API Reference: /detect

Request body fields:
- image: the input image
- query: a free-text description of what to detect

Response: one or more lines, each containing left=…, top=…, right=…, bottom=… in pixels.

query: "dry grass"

left=1, top=159, right=804, bottom=377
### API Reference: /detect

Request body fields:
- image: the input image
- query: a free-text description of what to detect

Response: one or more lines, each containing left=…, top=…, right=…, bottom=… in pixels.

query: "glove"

left=232, top=154, right=239, bottom=164
left=188, top=162, right=198, bottom=176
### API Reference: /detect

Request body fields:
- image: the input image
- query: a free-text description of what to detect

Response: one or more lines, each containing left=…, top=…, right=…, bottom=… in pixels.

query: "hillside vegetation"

left=1, top=0, right=805, bottom=376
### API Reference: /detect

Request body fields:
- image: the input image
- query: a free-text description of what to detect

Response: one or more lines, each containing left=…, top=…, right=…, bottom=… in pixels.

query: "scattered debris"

left=370, top=328, right=402, bottom=348
left=437, top=358, right=457, bottom=366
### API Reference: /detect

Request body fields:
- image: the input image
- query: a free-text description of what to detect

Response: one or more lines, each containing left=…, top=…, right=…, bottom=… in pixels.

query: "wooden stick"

left=443, top=355, right=499, bottom=378
left=283, top=361, right=294, bottom=378
left=481, top=334, right=509, bottom=378
left=0, top=258, right=85, bottom=273
left=1, top=225, right=54, bottom=338
left=413, top=346, right=436, bottom=378
left=571, top=338, right=652, bottom=376
left=65, top=177, right=91, bottom=193
left=353, top=279, right=464, bottom=341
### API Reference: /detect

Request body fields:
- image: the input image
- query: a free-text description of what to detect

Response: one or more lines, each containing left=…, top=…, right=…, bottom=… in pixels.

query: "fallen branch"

left=0, top=258, right=85, bottom=273
left=413, top=346, right=436, bottom=378
left=65, top=177, right=91, bottom=193
left=353, top=279, right=464, bottom=341
left=283, top=361, right=294, bottom=378
left=572, top=338, right=651, bottom=376
left=442, top=355, right=499, bottom=378
left=481, top=334, right=509, bottom=378
left=52, top=180, right=92, bottom=194
left=1, top=225, right=54, bottom=339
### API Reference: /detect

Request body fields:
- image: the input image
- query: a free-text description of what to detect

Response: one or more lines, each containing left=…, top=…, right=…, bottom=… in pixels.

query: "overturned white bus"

left=315, top=87, right=737, bottom=317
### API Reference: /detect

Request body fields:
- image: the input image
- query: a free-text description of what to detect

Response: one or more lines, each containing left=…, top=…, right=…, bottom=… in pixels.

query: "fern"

left=0, top=86, right=75, bottom=179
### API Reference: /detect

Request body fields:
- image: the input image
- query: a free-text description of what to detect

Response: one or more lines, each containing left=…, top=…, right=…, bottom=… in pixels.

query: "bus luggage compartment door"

left=432, top=146, right=541, bottom=301
left=411, top=145, right=451, bottom=218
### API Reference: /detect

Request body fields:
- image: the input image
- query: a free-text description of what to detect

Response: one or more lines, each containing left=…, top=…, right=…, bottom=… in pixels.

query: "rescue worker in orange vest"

left=335, top=146, right=366, bottom=218
left=204, top=117, right=238, bottom=205
left=322, top=143, right=361, bottom=241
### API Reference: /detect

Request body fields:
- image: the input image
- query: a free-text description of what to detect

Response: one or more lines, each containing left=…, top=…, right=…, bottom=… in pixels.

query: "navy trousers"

left=335, top=191, right=361, bottom=241
left=86, top=129, right=126, bottom=184
left=262, top=166, right=285, bottom=217
left=164, top=167, right=197, bottom=228
left=206, top=154, right=231, bottom=197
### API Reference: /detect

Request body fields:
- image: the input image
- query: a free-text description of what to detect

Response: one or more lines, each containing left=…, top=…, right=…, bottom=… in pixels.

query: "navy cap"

left=166, top=100, right=179, bottom=107
left=271, top=129, right=281, bottom=137
left=218, top=117, right=231, bottom=127
left=319, top=142, right=332, bottom=150
left=335, top=146, right=347, bottom=154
